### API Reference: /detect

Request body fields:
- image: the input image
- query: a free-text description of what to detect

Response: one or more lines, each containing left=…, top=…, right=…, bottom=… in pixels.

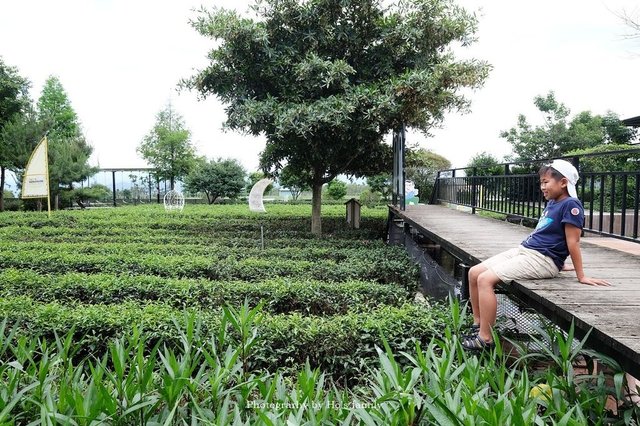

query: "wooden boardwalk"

left=392, top=204, right=640, bottom=377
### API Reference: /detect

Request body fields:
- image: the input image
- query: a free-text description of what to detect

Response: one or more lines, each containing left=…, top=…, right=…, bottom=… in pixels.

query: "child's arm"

left=565, top=224, right=611, bottom=286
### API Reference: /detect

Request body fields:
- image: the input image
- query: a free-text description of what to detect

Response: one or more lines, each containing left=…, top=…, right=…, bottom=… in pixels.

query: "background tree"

left=138, top=103, right=199, bottom=190
left=466, top=151, right=502, bottom=176
left=405, top=148, right=451, bottom=202
left=63, top=184, right=111, bottom=209
left=359, top=188, right=382, bottom=208
left=186, top=0, right=489, bottom=234
left=501, top=91, right=635, bottom=161
left=366, top=174, right=392, bottom=200
left=184, top=158, right=246, bottom=204
left=326, top=179, right=347, bottom=201
left=279, top=165, right=310, bottom=201
left=37, top=76, right=96, bottom=208
left=0, top=58, right=32, bottom=211
left=617, top=8, right=640, bottom=41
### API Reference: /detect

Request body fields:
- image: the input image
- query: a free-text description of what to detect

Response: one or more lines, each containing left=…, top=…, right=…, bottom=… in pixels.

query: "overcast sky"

left=1, top=0, right=639, bottom=173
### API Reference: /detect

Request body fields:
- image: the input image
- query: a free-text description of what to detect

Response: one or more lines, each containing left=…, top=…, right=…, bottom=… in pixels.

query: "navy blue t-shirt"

left=522, top=197, right=584, bottom=270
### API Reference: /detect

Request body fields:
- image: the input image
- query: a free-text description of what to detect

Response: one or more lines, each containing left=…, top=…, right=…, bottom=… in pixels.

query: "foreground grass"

left=0, top=302, right=638, bottom=425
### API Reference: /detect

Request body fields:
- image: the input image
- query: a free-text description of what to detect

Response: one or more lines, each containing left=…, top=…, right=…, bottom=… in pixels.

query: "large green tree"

left=138, top=103, right=199, bottom=190
left=501, top=91, right=636, bottom=161
left=37, top=76, right=96, bottom=208
left=0, top=57, right=31, bottom=211
left=186, top=0, right=489, bottom=234
left=184, top=158, right=246, bottom=204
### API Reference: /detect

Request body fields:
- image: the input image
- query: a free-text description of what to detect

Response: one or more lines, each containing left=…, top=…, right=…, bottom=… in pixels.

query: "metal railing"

left=431, top=149, right=640, bottom=242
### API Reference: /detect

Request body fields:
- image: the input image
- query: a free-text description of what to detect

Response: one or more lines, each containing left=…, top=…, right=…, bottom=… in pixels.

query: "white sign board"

left=22, top=137, right=50, bottom=199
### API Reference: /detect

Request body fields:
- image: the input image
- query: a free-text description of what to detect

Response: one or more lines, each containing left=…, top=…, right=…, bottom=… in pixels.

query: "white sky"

left=1, top=0, right=639, bottom=172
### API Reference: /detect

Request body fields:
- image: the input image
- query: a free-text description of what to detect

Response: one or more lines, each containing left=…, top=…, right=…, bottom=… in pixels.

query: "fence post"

left=156, top=176, right=161, bottom=204
left=451, top=169, right=456, bottom=204
left=572, top=156, right=582, bottom=237
left=571, top=156, right=580, bottom=172
left=471, top=167, right=477, bottom=215
left=112, top=171, right=117, bottom=207
left=430, top=171, right=441, bottom=204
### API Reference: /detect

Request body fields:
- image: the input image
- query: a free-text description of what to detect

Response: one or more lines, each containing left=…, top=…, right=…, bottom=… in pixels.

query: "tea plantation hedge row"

left=0, top=204, right=435, bottom=382
left=0, top=269, right=407, bottom=315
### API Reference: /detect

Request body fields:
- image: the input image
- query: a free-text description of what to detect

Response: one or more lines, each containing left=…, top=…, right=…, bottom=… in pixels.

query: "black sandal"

left=462, top=334, right=495, bottom=351
left=461, top=324, right=480, bottom=338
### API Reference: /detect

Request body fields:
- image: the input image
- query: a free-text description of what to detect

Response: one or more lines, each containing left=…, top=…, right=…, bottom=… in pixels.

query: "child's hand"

left=578, top=276, right=611, bottom=286
left=561, top=264, right=575, bottom=271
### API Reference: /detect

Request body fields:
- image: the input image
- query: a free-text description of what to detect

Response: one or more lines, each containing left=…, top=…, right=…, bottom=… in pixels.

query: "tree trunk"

left=0, top=166, right=5, bottom=212
left=311, top=182, right=323, bottom=235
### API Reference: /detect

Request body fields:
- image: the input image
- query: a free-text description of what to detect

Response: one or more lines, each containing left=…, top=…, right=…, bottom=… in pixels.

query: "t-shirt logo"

left=536, top=217, right=553, bottom=231
left=571, top=207, right=580, bottom=216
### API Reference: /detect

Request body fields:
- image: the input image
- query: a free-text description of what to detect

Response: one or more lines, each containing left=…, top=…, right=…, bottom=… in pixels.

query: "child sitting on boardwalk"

left=462, top=159, right=610, bottom=351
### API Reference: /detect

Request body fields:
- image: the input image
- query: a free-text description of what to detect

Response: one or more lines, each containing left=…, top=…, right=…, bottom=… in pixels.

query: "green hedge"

left=1, top=225, right=391, bottom=249
left=0, top=269, right=408, bottom=315
left=0, top=250, right=418, bottom=288
left=1, top=240, right=408, bottom=264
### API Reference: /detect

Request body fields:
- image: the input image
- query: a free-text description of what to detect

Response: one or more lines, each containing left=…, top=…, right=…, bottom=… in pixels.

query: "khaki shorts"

left=480, top=246, right=559, bottom=283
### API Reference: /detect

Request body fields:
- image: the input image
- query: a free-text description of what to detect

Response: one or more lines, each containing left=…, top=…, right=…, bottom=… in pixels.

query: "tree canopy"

left=501, top=91, right=636, bottom=161
left=0, top=57, right=32, bottom=211
left=184, top=158, right=246, bottom=204
left=326, top=179, right=347, bottom=200
left=138, top=103, right=199, bottom=190
left=366, top=174, right=392, bottom=200
left=37, top=76, right=96, bottom=205
left=279, top=165, right=310, bottom=201
left=466, top=151, right=502, bottom=176
left=186, top=0, right=489, bottom=234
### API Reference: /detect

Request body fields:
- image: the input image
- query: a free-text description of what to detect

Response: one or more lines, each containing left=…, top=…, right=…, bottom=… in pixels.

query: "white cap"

left=550, top=159, right=579, bottom=198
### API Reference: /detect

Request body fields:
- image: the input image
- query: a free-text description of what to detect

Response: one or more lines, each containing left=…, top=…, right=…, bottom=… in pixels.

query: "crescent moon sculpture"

left=249, top=178, right=273, bottom=213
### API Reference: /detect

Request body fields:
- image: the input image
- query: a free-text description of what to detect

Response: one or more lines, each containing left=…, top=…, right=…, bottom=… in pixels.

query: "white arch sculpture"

left=249, top=178, right=273, bottom=213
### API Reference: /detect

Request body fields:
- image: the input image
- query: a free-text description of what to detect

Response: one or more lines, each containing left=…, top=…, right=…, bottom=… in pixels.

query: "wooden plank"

left=534, top=290, right=640, bottom=305
left=517, top=282, right=640, bottom=292
left=616, top=339, right=640, bottom=354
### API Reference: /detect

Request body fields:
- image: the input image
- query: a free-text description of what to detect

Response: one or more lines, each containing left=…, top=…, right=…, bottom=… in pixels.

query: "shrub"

left=359, top=189, right=381, bottom=208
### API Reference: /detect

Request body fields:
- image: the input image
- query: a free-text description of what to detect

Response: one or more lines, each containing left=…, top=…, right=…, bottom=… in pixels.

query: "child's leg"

left=468, top=264, right=487, bottom=325
left=476, top=269, right=502, bottom=343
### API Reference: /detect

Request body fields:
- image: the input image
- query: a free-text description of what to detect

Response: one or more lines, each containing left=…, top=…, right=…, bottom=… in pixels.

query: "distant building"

left=622, top=115, right=640, bottom=128
left=279, top=188, right=293, bottom=200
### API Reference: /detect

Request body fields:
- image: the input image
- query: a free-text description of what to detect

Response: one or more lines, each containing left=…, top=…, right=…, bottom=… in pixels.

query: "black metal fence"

left=431, top=148, right=640, bottom=242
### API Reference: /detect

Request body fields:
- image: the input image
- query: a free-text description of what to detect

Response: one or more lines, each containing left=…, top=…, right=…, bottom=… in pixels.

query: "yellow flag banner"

left=21, top=136, right=50, bottom=199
